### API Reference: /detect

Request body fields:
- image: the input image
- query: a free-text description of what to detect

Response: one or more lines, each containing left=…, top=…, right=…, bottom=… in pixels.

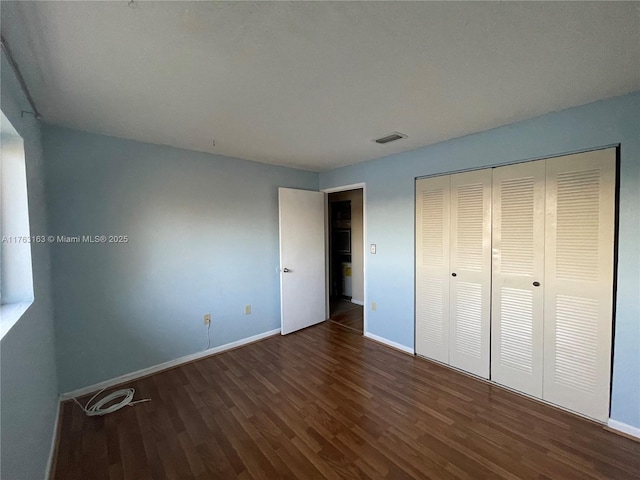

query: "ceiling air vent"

left=374, top=132, right=407, bottom=144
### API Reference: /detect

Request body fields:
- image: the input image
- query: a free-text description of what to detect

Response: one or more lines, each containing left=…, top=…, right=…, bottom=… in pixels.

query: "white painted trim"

left=351, top=299, right=364, bottom=306
left=321, top=182, right=366, bottom=194
left=364, top=331, right=415, bottom=355
left=44, top=396, right=62, bottom=479
left=608, top=419, right=640, bottom=440
left=324, top=191, right=330, bottom=320
left=61, top=328, right=281, bottom=399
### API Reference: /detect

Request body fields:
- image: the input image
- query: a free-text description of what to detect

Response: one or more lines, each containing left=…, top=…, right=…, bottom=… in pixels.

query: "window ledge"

left=0, top=301, right=33, bottom=339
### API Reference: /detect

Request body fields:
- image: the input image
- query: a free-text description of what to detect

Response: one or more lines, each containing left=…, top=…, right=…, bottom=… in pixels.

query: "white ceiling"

left=1, top=1, right=639, bottom=172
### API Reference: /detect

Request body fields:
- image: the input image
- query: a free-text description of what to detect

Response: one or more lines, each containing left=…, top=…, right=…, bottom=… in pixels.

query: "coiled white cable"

left=72, top=387, right=150, bottom=417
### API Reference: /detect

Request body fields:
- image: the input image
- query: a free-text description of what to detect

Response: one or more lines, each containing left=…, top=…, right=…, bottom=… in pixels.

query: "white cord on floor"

left=72, top=387, right=150, bottom=417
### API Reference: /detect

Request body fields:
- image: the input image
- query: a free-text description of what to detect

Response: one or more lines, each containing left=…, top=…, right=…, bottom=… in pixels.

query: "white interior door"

left=491, top=160, right=546, bottom=397
left=543, top=148, right=616, bottom=422
left=449, top=170, right=492, bottom=379
left=415, top=175, right=451, bottom=363
left=279, top=187, right=326, bottom=335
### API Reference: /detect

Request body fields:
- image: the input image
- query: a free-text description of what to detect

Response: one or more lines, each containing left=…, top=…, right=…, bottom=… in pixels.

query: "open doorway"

left=327, top=188, right=364, bottom=333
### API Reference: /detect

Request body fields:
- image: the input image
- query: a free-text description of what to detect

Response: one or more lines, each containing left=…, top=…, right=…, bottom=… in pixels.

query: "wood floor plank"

left=330, top=301, right=364, bottom=333
left=53, top=321, right=640, bottom=479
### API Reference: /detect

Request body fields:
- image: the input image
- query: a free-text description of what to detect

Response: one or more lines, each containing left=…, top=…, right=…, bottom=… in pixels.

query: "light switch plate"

left=370, top=244, right=377, bottom=254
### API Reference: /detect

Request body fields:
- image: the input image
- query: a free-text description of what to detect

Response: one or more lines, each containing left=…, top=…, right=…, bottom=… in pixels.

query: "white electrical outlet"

left=245, top=305, right=251, bottom=315
left=371, top=302, right=377, bottom=311
left=203, top=314, right=211, bottom=325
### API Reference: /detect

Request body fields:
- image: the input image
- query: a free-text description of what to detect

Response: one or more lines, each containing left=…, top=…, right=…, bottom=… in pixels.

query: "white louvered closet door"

left=449, top=170, right=492, bottom=379
left=543, top=148, right=616, bottom=422
left=491, top=160, right=546, bottom=397
left=415, top=175, right=451, bottom=364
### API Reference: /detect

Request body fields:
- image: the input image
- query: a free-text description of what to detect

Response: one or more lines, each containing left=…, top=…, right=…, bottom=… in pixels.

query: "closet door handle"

left=533, top=281, right=540, bottom=287
left=451, top=273, right=457, bottom=277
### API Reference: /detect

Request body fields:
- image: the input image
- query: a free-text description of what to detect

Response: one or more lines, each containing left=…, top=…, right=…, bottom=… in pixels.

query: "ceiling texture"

left=1, top=1, right=639, bottom=171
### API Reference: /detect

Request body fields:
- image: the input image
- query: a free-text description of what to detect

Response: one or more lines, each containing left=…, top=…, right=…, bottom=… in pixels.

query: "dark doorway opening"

left=328, top=190, right=363, bottom=333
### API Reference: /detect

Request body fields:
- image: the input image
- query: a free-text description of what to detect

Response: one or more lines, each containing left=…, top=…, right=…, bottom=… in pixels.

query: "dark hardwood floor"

left=52, top=322, right=639, bottom=480
left=330, top=300, right=363, bottom=333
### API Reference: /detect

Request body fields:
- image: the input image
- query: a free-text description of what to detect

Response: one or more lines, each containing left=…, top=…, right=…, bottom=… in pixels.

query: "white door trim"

left=321, top=182, right=367, bottom=334
left=322, top=183, right=366, bottom=194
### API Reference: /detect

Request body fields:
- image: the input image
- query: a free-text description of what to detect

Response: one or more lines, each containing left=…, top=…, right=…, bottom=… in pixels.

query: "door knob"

left=533, top=281, right=540, bottom=287
left=283, top=268, right=291, bottom=273
left=451, top=273, right=457, bottom=277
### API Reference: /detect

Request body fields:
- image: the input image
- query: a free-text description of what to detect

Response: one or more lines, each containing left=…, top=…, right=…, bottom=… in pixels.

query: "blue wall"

left=320, top=92, right=640, bottom=428
left=0, top=53, right=59, bottom=479
left=44, top=126, right=318, bottom=392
